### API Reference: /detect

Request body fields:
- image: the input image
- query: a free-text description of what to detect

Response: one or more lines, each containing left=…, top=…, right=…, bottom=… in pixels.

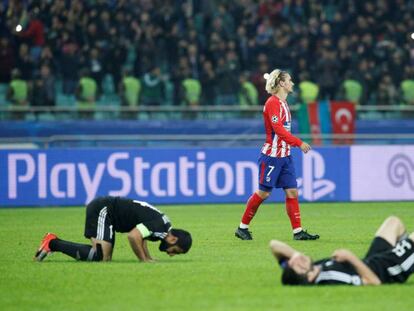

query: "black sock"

left=49, top=239, right=101, bottom=261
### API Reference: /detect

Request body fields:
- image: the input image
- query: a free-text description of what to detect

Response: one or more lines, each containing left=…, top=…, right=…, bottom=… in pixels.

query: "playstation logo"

left=297, top=150, right=336, bottom=201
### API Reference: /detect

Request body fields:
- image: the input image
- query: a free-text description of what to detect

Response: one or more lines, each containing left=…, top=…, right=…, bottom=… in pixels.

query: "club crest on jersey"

left=271, top=115, right=278, bottom=123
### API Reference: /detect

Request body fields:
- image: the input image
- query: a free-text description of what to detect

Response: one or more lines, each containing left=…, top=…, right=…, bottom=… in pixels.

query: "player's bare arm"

left=142, top=240, right=154, bottom=261
left=127, top=227, right=152, bottom=262
left=269, top=240, right=299, bottom=261
left=332, top=249, right=381, bottom=285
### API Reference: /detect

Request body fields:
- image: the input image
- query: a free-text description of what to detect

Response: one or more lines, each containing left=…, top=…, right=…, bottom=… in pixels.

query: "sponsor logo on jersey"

left=283, top=121, right=291, bottom=131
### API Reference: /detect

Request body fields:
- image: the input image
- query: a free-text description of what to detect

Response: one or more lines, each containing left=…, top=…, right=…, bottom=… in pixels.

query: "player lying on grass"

left=270, top=216, right=414, bottom=285
left=34, top=196, right=192, bottom=262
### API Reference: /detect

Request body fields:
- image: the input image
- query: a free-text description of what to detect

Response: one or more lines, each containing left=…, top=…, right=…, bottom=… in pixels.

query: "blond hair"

left=264, top=69, right=289, bottom=94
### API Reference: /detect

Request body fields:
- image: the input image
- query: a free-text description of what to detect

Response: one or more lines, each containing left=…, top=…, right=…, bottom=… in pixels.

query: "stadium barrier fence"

left=0, top=104, right=414, bottom=121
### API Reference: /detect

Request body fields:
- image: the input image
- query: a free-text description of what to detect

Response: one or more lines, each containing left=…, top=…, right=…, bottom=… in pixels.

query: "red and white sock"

left=240, top=193, right=264, bottom=228
left=285, top=197, right=302, bottom=233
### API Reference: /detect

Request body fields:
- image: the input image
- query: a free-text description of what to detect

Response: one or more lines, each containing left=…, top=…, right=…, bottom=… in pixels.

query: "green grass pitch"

left=1, top=202, right=414, bottom=311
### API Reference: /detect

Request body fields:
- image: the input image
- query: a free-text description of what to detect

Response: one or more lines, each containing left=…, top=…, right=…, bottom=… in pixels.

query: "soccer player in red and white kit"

left=235, top=69, right=320, bottom=241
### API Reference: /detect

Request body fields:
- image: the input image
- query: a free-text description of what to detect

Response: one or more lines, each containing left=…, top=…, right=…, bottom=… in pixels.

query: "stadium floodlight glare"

left=411, top=32, right=414, bottom=40
left=15, top=24, right=22, bottom=32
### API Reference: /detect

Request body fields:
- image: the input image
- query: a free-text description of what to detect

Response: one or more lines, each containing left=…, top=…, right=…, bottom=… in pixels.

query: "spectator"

left=7, top=68, right=29, bottom=119
left=238, top=71, right=258, bottom=107
left=163, top=22, right=181, bottom=72
left=255, top=17, right=273, bottom=48
left=214, top=4, right=236, bottom=38
left=235, top=25, right=251, bottom=70
left=15, top=43, right=34, bottom=81
left=182, top=74, right=202, bottom=107
left=14, top=6, right=45, bottom=61
left=336, top=36, right=352, bottom=77
left=60, top=35, right=80, bottom=95
left=339, top=71, right=363, bottom=105
left=140, top=65, right=165, bottom=106
left=187, top=43, right=202, bottom=79
left=206, top=31, right=225, bottom=65
left=87, top=47, right=104, bottom=94
left=38, top=45, right=57, bottom=73
left=215, top=51, right=240, bottom=106
left=105, top=28, right=127, bottom=90
left=0, top=37, right=15, bottom=83
left=31, top=64, right=55, bottom=108
left=376, top=74, right=398, bottom=106
left=119, top=68, right=141, bottom=119
left=352, top=59, right=377, bottom=105
left=200, top=59, right=217, bottom=105
left=271, top=32, right=292, bottom=70
left=298, top=71, right=319, bottom=104
left=388, top=51, right=406, bottom=84
left=76, top=68, right=98, bottom=119
left=315, top=49, right=340, bottom=100
left=400, top=68, right=414, bottom=106
left=171, top=56, right=190, bottom=106
left=250, top=53, right=270, bottom=104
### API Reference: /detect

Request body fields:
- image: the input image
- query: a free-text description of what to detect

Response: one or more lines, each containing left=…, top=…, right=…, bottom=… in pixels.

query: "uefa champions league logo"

left=388, top=154, right=414, bottom=191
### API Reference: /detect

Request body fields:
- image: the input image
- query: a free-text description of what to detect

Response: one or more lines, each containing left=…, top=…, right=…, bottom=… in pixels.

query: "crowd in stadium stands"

left=1, top=0, right=414, bottom=117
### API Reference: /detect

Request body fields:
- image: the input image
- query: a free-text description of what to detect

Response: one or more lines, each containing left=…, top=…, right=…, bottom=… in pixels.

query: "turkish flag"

left=330, top=101, right=356, bottom=144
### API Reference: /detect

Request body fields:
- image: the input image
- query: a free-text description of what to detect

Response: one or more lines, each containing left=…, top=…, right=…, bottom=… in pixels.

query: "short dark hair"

left=281, top=266, right=310, bottom=285
left=171, top=228, right=192, bottom=253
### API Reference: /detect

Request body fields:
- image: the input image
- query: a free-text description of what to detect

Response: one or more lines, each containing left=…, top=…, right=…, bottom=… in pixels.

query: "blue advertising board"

left=0, top=147, right=350, bottom=206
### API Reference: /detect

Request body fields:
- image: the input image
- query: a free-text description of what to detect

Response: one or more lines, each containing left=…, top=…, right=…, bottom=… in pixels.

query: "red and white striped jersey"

left=261, top=95, right=302, bottom=158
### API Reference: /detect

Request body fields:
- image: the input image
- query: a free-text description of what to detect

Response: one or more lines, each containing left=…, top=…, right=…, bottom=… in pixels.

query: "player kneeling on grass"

left=270, top=216, right=414, bottom=285
left=34, top=196, right=192, bottom=262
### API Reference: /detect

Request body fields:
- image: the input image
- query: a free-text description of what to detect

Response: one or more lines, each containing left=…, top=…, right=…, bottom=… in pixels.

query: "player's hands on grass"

left=143, top=258, right=156, bottom=263
left=331, top=249, right=354, bottom=262
left=300, top=142, right=311, bottom=154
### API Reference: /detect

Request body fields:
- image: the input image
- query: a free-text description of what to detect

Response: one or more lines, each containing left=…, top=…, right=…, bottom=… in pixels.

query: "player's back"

left=109, top=197, right=166, bottom=232
left=314, top=259, right=362, bottom=285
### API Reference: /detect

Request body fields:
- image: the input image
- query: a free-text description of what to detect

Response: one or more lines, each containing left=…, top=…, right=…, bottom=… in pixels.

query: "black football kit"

left=84, top=196, right=171, bottom=244
left=280, top=237, right=414, bottom=285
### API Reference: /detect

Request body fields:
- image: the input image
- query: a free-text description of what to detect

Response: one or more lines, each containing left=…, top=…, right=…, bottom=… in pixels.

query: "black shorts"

left=364, top=237, right=414, bottom=284
left=84, top=197, right=116, bottom=245
left=364, top=236, right=392, bottom=258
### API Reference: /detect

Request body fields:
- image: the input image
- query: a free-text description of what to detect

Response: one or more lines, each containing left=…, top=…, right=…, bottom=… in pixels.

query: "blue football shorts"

left=257, top=154, right=298, bottom=192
